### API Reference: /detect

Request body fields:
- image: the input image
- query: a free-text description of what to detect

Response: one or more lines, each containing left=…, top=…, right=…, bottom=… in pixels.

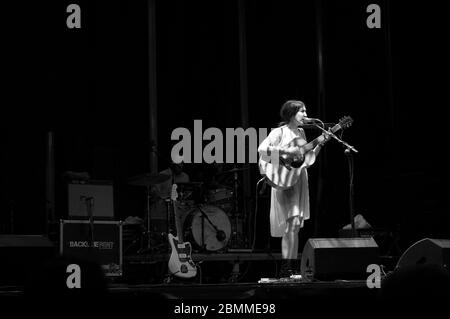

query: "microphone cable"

left=251, top=176, right=268, bottom=252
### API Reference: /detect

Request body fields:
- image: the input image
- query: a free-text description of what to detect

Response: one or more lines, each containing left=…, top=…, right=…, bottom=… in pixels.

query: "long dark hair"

left=278, top=100, right=305, bottom=127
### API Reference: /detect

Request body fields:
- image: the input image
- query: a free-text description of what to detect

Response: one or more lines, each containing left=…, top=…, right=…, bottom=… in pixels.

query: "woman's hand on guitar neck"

left=314, top=132, right=332, bottom=154
left=322, top=130, right=332, bottom=141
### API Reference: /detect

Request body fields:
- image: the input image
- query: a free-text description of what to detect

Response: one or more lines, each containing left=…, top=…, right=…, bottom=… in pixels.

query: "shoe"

left=279, top=259, right=298, bottom=278
left=290, top=259, right=301, bottom=276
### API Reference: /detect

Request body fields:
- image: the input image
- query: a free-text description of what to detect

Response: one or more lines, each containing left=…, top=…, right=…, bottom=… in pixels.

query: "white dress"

left=259, top=125, right=310, bottom=237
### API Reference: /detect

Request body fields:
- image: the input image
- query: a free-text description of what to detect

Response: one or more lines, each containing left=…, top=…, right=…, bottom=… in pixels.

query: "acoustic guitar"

left=259, top=116, right=353, bottom=190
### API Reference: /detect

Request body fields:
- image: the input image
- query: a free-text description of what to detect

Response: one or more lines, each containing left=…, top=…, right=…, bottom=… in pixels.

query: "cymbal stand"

left=230, top=167, right=243, bottom=248
left=138, top=185, right=153, bottom=254
left=201, top=207, right=206, bottom=252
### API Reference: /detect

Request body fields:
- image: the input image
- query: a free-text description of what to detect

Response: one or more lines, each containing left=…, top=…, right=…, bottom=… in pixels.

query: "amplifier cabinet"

left=60, top=219, right=122, bottom=276
left=67, top=180, right=114, bottom=218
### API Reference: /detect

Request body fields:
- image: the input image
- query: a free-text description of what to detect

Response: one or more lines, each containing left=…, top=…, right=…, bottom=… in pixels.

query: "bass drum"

left=184, top=205, right=231, bottom=252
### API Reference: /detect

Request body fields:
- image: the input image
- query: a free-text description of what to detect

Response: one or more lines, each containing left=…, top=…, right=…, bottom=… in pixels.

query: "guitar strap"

left=279, top=126, right=304, bottom=147
left=280, top=126, right=284, bottom=146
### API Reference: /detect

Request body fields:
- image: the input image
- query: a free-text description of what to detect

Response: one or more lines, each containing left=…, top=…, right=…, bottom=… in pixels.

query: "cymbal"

left=175, top=181, right=203, bottom=187
left=128, top=173, right=171, bottom=186
left=216, top=167, right=249, bottom=175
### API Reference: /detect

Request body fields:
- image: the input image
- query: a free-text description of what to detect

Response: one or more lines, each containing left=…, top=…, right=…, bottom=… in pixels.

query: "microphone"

left=302, top=117, right=320, bottom=123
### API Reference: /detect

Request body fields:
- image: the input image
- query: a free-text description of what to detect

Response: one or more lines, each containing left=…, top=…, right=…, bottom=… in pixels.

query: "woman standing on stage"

left=258, top=100, right=328, bottom=277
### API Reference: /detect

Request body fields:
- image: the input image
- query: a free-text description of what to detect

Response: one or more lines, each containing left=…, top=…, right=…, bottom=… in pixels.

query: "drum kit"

left=126, top=166, right=249, bottom=254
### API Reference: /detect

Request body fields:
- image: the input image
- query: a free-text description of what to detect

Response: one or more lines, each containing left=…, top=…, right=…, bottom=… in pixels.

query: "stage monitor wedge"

left=396, top=238, right=450, bottom=269
left=300, top=237, right=380, bottom=281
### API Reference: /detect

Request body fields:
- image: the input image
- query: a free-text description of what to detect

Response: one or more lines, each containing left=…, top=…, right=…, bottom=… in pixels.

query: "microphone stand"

left=312, top=123, right=358, bottom=154
left=345, top=148, right=357, bottom=238
left=83, top=197, right=95, bottom=252
left=313, top=123, right=359, bottom=237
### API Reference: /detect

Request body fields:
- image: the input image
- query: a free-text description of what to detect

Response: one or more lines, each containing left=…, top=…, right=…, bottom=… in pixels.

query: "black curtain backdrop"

left=1, top=1, right=447, bottom=252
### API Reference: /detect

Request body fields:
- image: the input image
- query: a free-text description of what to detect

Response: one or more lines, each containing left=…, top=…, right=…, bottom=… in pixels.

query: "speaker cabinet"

left=0, top=235, right=56, bottom=285
left=396, top=238, right=450, bottom=269
left=300, top=238, right=380, bottom=281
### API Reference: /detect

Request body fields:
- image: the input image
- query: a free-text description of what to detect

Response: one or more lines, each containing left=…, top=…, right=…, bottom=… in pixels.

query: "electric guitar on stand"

left=259, top=116, right=353, bottom=190
left=167, top=184, right=197, bottom=278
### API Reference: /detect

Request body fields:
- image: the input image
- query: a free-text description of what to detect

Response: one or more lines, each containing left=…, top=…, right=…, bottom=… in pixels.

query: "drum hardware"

left=230, top=166, right=248, bottom=248
left=212, top=165, right=249, bottom=249
left=184, top=205, right=231, bottom=252
left=138, top=185, right=156, bottom=254
left=127, top=172, right=172, bottom=254
left=174, top=182, right=204, bottom=203
left=215, top=166, right=249, bottom=176
left=123, top=227, right=142, bottom=254
left=198, top=205, right=226, bottom=251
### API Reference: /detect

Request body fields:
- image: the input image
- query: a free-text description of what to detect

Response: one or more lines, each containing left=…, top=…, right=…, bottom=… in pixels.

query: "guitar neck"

left=303, top=135, right=326, bottom=153
left=172, top=201, right=184, bottom=243
left=302, top=124, right=341, bottom=153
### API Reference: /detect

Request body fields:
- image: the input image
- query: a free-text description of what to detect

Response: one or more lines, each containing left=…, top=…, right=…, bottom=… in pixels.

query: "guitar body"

left=259, top=138, right=317, bottom=190
left=167, top=184, right=197, bottom=279
left=168, top=233, right=197, bottom=278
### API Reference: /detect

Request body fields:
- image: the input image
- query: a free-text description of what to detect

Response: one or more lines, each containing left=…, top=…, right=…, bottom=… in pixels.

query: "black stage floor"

left=0, top=253, right=383, bottom=298
left=0, top=279, right=390, bottom=317
left=108, top=279, right=377, bottom=299
left=0, top=250, right=403, bottom=317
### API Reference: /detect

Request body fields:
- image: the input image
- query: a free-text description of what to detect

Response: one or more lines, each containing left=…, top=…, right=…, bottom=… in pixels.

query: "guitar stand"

left=164, top=270, right=181, bottom=284
left=164, top=260, right=204, bottom=284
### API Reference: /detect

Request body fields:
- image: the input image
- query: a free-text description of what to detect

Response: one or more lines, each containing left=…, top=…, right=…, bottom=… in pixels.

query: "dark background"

left=1, top=0, right=447, bottom=253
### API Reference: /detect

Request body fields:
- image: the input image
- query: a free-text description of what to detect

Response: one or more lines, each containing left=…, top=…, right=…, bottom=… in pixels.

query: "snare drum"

left=183, top=205, right=231, bottom=251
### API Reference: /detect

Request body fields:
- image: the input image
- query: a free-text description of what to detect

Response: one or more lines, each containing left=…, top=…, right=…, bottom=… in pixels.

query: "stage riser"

left=107, top=282, right=377, bottom=300
left=122, top=259, right=281, bottom=284
left=0, top=235, right=56, bottom=286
